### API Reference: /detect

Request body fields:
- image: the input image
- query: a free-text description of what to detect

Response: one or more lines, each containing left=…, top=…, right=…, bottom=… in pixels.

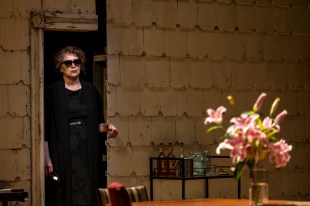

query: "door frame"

left=30, top=11, right=98, bottom=206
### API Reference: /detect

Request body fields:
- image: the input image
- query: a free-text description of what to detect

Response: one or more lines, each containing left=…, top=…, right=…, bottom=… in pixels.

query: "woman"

left=44, top=46, right=118, bottom=206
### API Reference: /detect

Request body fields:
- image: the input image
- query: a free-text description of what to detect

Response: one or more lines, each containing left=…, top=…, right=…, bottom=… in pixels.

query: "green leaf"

left=269, top=135, right=279, bottom=142
left=241, top=111, right=255, bottom=116
left=206, top=125, right=222, bottom=133
left=234, top=162, right=246, bottom=181
left=266, top=129, right=278, bottom=139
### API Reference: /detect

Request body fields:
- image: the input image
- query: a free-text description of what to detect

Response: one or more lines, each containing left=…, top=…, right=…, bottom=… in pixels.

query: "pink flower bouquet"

left=204, top=93, right=292, bottom=180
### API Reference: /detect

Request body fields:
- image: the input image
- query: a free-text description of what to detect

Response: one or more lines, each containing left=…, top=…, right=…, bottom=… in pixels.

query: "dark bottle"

left=177, top=142, right=185, bottom=177
left=156, top=143, right=167, bottom=177
left=179, top=142, right=185, bottom=158
left=167, top=143, right=176, bottom=177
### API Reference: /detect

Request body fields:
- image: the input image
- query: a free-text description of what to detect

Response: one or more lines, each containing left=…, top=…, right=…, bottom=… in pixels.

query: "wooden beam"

left=30, top=24, right=44, bottom=206
left=45, top=13, right=98, bottom=31
left=31, top=11, right=98, bottom=32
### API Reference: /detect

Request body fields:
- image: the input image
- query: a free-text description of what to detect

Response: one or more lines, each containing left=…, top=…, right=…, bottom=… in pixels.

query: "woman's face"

left=60, top=53, right=82, bottom=80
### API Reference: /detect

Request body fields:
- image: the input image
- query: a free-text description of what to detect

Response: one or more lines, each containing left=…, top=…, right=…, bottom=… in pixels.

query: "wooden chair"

left=98, top=183, right=148, bottom=206
left=107, top=182, right=131, bottom=206
left=126, top=185, right=149, bottom=202
left=98, top=188, right=110, bottom=206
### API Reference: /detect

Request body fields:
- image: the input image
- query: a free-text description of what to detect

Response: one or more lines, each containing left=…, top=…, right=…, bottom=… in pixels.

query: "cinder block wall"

left=106, top=0, right=310, bottom=201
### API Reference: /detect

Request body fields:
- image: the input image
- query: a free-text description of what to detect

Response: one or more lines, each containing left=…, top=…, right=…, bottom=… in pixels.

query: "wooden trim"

left=31, top=11, right=98, bottom=31
left=30, top=25, right=44, bottom=206
left=94, top=54, right=107, bottom=62
left=30, top=10, right=99, bottom=206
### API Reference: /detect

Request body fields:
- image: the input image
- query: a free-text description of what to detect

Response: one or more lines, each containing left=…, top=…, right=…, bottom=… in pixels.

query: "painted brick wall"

left=106, top=0, right=310, bottom=201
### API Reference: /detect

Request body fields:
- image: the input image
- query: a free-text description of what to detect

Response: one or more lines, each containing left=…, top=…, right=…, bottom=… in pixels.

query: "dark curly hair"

left=54, top=46, right=87, bottom=75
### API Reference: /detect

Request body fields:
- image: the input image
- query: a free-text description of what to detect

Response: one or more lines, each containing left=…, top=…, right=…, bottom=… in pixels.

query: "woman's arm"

left=44, top=141, right=53, bottom=176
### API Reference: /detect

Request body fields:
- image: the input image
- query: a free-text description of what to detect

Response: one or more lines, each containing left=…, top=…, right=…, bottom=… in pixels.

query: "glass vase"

left=249, top=168, right=268, bottom=206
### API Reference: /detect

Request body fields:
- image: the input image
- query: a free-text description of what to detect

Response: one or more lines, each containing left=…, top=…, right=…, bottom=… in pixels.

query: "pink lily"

left=263, top=117, right=280, bottom=132
left=204, top=106, right=227, bottom=125
left=274, top=110, right=288, bottom=125
left=245, top=127, right=267, bottom=144
left=269, top=139, right=292, bottom=168
left=227, top=134, right=251, bottom=164
left=253, top=93, right=267, bottom=112
left=230, top=114, right=259, bottom=133
left=262, top=117, right=273, bottom=129
left=205, top=92, right=292, bottom=181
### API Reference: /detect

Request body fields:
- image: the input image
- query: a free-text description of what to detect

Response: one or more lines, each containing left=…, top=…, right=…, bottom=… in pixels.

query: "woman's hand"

left=99, top=123, right=118, bottom=138
left=45, top=159, right=54, bottom=177
left=107, top=124, right=118, bottom=138
left=44, top=141, right=54, bottom=176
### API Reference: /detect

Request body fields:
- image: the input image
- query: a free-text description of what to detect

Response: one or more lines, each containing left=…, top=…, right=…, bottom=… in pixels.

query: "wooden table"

left=131, top=198, right=310, bottom=206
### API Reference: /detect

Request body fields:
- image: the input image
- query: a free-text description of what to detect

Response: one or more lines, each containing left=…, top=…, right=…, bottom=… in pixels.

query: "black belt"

left=69, top=120, right=86, bottom=126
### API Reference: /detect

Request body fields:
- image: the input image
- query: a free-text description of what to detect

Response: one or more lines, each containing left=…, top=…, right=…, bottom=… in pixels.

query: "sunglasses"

left=62, top=59, right=81, bottom=68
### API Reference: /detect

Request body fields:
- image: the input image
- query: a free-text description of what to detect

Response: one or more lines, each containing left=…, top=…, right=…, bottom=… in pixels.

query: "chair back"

left=98, top=188, right=110, bottom=206
left=107, top=182, right=131, bottom=206
left=126, top=185, right=149, bottom=202
left=98, top=184, right=148, bottom=206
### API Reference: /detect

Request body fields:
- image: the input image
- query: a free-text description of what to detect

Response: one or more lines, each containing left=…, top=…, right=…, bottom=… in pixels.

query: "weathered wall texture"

left=0, top=0, right=310, bottom=205
left=0, top=0, right=96, bottom=205
left=106, top=0, right=310, bottom=201
left=0, top=1, right=39, bottom=205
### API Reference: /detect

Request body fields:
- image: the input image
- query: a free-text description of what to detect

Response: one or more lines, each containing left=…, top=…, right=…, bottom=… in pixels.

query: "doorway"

left=43, top=30, right=108, bottom=188
left=31, top=6, right=107, bottom=205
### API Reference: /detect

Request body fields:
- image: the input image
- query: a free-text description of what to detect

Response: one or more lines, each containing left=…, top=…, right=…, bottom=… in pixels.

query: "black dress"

left=67, top=88, right=91, bottom=205
left=45, top=80, right=105, bottom=206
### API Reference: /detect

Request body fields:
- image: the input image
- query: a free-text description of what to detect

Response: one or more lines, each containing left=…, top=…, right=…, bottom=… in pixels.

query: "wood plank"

left=44, top=23, right=98, bottom=32
left=94, top=55, right=107, bottom=62
left=44, top=13, right=98, bottom=23
left=44, top=13, right=98, bottom=31
left=31, top=11, right=98, bottom=31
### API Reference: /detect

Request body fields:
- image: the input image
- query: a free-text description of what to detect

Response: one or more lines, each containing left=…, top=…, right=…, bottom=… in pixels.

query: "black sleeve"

left=95, top=86, right=105, bottom=124
left=44, top=86, right=52, bottom=142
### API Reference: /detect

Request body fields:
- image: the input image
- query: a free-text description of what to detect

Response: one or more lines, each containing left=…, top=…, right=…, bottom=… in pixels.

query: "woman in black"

left=44, top=46, right=118, bottom=206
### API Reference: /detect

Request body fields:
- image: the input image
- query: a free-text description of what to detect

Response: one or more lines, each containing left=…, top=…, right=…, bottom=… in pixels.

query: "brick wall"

left=106, top=0, right=310, bottom=201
